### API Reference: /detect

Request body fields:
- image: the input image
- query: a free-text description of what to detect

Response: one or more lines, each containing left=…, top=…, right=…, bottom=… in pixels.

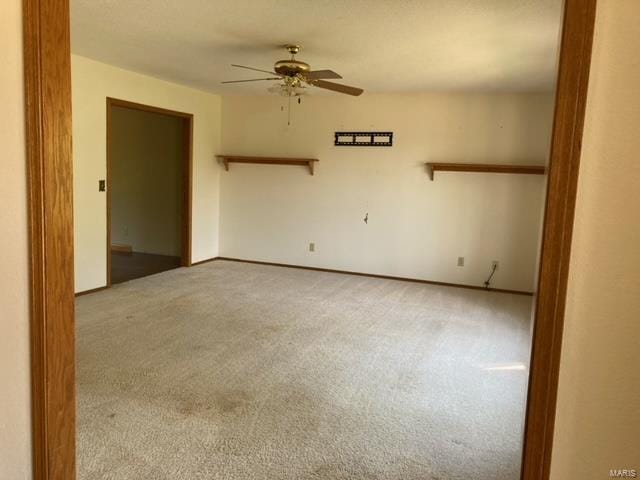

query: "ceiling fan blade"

left=311, top=79, right=363, bottom=96
left=304, top=69, right=342, bottom=80
left=231, top=64, right=280, bottom=76
left=221, top=77, right=281, bottom=84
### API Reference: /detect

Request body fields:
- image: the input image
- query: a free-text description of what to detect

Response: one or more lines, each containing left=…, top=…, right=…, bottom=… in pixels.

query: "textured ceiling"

left=71, top=0, right=563, bottom=94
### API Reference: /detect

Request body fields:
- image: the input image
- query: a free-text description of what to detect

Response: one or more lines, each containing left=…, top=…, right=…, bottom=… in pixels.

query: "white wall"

left=3, top=4, right=638, bottom=479
left=0, top=1, right=32, bottom=478
left=72, top=55, right=222, bottom=292
left=550, top=1, right=640, bottom=478
left=110, top=107, right=184, bottom=256
left=220, top=93, right=553, bottom=292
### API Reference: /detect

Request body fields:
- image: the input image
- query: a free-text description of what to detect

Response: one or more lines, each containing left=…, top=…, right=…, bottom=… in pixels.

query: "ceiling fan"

left=222, top=45, right=364, bottom=97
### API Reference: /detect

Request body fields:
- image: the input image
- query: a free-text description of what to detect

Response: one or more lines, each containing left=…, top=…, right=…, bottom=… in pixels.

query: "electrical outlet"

left=457, top=256, right=464, bottom=267
left=309, top=242, right=315, bottom=252
left=492, top=260, right=499, bottom=269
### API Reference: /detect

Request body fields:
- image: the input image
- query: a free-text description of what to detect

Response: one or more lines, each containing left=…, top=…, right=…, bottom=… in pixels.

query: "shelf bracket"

left=427, top=164, right=435, bottom=181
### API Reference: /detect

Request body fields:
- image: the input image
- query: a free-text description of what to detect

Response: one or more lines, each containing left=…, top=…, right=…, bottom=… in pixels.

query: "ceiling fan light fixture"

left=223, top=45, right=363, bottom=98
left=268, top=83, right=308, bottom=97
left=290, top=84, right=308, bottom=96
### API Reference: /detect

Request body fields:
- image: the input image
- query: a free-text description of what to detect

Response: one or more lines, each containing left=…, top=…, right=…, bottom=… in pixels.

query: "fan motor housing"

left=274, top=59, right=310, bottom=77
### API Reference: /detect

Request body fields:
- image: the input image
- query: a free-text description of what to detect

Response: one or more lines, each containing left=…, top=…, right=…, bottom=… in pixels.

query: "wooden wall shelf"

left=425, top=162, right=546, bottom=181
left=217, top=155, right=319, bottom=175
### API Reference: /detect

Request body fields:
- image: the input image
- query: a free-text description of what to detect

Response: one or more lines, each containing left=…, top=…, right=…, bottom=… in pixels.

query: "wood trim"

left=216, top=257, right=533, bottom=295
left=75, top=286, right=109, bottom=297
left=190, top=256, right=219, bottom=266
left=521, top=1, right=597, bottom=479
left=217, top=155, right=319, bottom=176
left=425, top=162, right=546, bottom=181
left=23, top=0, right=76, bottom=478
left=106, top=98, right=194, bottom=285
left=110, top=243, right=132, bottom=254
left=182, top=115, right=193, bottom=267
left=106, top=97, right=192, bottom=119
left=23, top=1, right=597, bottom=479
left=106, top=98, right=112, bottom=286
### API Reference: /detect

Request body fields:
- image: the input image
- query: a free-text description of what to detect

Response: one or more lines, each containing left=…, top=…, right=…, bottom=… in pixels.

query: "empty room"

left=67, top=1, right=560, bottom=479
left=9, top=0, right=640, bottom=479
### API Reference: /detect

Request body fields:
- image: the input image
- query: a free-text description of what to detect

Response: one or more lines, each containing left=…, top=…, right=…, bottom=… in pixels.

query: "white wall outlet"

left=457, top=256, right=464, bottom=267
left=309, top=242, right=315, bottom=252
left=492, top=260, right=499, bottom=269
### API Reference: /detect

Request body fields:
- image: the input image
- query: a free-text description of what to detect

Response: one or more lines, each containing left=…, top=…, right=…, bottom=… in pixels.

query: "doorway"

left=106, top=98, right=193, bottom=285
left=22, top=0, right=597, bottom=479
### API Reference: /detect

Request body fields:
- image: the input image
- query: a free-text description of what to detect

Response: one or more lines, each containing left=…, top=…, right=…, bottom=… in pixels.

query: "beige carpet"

left=76, top=260, right=533, bottom=480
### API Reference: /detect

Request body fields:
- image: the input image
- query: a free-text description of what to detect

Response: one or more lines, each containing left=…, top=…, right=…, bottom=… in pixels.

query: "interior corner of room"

left=67, top=3, right=561, bottom=474
left=10, top=1, right=640, bottom=480
left=72, top=53, right=554, bottom=295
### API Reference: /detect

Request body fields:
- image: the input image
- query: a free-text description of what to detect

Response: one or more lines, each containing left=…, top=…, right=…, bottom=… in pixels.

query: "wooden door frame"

left=106, top=97, right=194, bottom=287
left=22, top=0, right=596, bottom=478
left=520, top=1, right=597, bottom=477
left=23, top=0, right=75, bottom=478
